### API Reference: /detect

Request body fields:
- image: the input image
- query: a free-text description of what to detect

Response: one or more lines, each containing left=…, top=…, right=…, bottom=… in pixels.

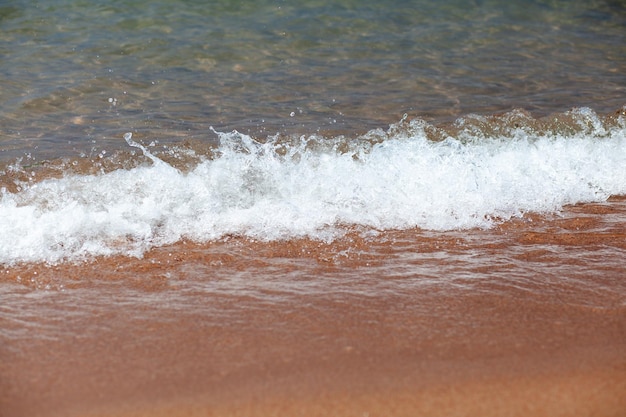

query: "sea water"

left=1, top=0, right=625, bottom=265
left=1, top=0, right=625, bottom=154
left=1, top=110, right=625, bottom=265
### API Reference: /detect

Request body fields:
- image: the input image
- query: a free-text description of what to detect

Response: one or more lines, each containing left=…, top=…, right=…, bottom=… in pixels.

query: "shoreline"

left=2, top=198, right=625, bottom=417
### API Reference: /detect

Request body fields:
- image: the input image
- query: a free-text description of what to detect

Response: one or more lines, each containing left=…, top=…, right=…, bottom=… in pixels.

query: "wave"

left=1, top=107, right=625, bottom=265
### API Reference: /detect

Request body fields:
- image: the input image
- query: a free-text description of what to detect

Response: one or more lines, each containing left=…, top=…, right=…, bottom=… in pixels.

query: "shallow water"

left=1, top=0, right=625, bottom=160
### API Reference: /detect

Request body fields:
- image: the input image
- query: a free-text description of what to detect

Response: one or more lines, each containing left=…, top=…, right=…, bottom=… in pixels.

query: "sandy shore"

left=2, top=198, right=626, bottom=417
left=2, top=281, right=625, bottom=417
left=79, top=369, right=626, bottom=417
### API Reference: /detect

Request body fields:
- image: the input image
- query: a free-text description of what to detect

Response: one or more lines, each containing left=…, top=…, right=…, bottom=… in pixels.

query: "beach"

left=1, top=1, right=626, bottom=416
left=2, top=197, right=626, bottom=417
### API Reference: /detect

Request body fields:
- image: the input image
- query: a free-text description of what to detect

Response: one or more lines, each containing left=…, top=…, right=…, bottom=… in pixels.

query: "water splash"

left=1, top=109, right=625, bottom=265
left=123, top=132, right=179, bottom=173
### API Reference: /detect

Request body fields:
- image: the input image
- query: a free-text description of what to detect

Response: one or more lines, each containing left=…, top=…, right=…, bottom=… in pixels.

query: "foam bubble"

left=1, top=109, right=625, bottom=265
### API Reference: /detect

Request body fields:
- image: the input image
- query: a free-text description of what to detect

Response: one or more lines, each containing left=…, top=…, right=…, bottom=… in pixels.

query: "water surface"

left=1, top=0, right=624, bottom=159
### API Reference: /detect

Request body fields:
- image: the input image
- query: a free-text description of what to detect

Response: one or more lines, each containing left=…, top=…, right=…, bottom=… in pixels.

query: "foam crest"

left=1, top=109, right=625, bottom=265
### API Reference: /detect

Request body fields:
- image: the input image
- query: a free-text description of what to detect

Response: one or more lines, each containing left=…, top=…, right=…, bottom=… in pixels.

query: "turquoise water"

left=1, top=0, right=624, bottom=159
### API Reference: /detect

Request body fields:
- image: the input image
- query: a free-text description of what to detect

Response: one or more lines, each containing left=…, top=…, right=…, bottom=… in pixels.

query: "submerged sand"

left=1, top=198, right=625, bottom=417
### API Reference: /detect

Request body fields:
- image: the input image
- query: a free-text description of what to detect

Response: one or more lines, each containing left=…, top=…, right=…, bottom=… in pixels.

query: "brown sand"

left=1, top=197, right=626, bottom=417
left=3, top=290, right=625, bottom=417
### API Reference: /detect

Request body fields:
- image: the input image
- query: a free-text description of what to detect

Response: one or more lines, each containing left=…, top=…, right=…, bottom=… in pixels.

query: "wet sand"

left=1, top=197, right=626, bottom=417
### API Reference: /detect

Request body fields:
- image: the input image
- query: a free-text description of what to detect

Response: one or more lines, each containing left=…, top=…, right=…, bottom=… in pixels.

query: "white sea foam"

left=1, top=110, right=625, bottom=265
